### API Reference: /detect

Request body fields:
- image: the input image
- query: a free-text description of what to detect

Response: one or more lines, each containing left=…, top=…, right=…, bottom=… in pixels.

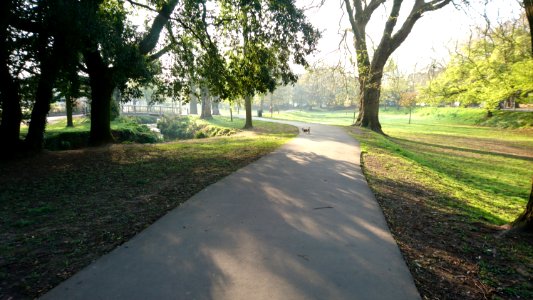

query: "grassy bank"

left=269, top=107, right=533, bottom=299
left=268, top=107, right=533, bottom=129
left=350, top=126, right=533, bottom=299
left=0, top=117, right=298, bottom=299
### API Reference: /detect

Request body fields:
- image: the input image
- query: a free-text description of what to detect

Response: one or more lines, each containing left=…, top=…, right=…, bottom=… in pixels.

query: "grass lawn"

left=22, top=116, right=137, bottom=135
left=269, top=107, right=533, bottom=299
left=0, top=116, right=298, bottom=299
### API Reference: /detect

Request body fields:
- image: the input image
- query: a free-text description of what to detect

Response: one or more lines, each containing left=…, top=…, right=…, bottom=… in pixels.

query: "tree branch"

left=387, top=0, right=452, bottom=59
left=148, top=44, right=173, bottom=61
left=362, top=0, right=387, bottom=24
left=138, top=0, right=179, bottom=55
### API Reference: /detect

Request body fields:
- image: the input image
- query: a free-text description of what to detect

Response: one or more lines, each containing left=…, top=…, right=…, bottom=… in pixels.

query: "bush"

left=157, top=116, right=237, bottom=141
left=157, top=116, right=198, bottom=140
left=43, top=118, right=161, bottom=150
left=112, top=126, right=160, bottom=144
left=131, top=115, right=159, bottom=124
left=44, top=131, right=90, bottom=150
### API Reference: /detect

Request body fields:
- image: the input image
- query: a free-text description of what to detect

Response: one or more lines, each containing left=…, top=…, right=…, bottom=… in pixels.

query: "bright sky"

left=298, top=0, right=524, bottom=73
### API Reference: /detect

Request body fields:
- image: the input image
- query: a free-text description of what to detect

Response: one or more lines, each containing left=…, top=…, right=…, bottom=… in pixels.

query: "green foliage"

left=44, top=131, right=91, bottom=150
left=290, top=66, right=359, bottom=108
left=35, top=117, right=161, bottom=150
left=156, top=115, right=237, bottom=141
left=381, top=59, right=411, bottom=107
left=420, top=16, right=533, bottom=108
left=210, top=0, right=320, bottom=100
left=130, top=115, right=159, bottom=124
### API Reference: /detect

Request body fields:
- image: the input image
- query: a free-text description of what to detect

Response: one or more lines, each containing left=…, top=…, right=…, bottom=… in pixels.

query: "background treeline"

left=377, top=14, right=533, bottom=110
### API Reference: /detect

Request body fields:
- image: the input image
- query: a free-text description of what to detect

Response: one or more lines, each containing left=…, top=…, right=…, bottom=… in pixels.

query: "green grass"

left=268, top=107, right=533, bottom=129
left=268, top=109, right=357, bottom=125
left=270, top=107, right=533, bottom=224
left=274, top=108, right=533, bottom=299
left=355, top=127, right=532, bottom=224
left=1, top=118, right=298, bottom=298
left=270, top=107, right=533, bottom=298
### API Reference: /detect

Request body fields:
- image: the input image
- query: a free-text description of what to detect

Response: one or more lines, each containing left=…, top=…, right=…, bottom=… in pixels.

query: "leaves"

left=420, top=16, right=533, bottom=108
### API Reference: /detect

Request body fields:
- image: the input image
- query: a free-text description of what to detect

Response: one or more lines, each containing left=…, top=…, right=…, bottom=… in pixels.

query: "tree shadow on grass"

left=366, top=175, right=533, bottom=299
left=391, top=137, right=533, bottom=162
left=36, top=137, right=418, bottom=299
left=0, top=141, right=279, bottom=299
left=383, top=136, right=532, bottom=207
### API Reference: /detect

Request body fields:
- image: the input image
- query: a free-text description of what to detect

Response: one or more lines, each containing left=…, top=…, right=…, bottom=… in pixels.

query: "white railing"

left=121, top=105, right=183, bottom=115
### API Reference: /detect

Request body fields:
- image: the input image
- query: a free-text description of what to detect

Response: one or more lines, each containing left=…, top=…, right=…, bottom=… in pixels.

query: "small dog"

left=301, top=127, right=311, bottom=134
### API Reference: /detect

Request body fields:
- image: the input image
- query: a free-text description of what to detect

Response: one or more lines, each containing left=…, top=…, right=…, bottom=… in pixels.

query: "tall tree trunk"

left=84, top=49, right=114, bottom=146
left=343, top=0, right=450, bottom=135
left=212, top=97, right=220, bottom=115
left=200, top=86, right=212, bottom=119
left=0, top=64, right=22, bottom=154
left=525, top=0, right=533, bottom=57
left=66, top=96, right=74, bottom=127
left=244, top=94, right=253, bottom=129
left=189, top=87, right=198, bottom=115
left=354, top=71, right=384, bottom=134
left=0, top=0, right=22, bottom=155
left=26, top=37, right=64, bottom=150
left=512, top=177, right=533, bottom=231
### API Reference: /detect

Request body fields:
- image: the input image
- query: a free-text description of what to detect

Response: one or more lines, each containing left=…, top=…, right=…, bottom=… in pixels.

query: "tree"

left=513, top=177, right=533, bottom=231
left=419, top=15, right=532, bottom=109
left=524, top=0, right=533, bottom=56
left=343, top=0, right=452, bottom=133
left=215, top=0, right=319, bottom=129
left=200, top=85, right=212, bottom=119
left=513, top=0, right=533, bottom=231
left=81, top=0, right=171, bottom=145
left=380, top=59, right=409, bottom=108
left=0, top=0, right=23, bottom=155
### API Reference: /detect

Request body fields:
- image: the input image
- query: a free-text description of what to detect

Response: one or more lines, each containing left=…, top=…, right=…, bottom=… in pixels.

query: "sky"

left=298, top=0, right=524, bottom=73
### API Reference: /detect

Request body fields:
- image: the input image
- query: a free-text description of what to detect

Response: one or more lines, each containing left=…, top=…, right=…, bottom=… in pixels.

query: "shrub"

left=112, top=126, right=160, bottom=144
left=157, top=116, right=198, bottom=140
left=44, top=131, right=90, bottom=150
left=157, top=116, right=238, bottom=141
left=131, top=115, right=159, bottom=124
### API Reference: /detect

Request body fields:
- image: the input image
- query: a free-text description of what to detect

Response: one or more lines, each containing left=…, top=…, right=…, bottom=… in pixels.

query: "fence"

left=121, top=105, right=183, bottom=115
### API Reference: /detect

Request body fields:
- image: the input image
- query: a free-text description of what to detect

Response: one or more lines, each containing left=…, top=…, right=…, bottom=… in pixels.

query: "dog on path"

left=301, top=127, right=311, bottom=134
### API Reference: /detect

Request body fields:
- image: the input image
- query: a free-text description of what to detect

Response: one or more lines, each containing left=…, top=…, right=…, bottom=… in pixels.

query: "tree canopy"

left=420, top=15, right=533, bottom=108
left=0, top=0, right=318, bottom=152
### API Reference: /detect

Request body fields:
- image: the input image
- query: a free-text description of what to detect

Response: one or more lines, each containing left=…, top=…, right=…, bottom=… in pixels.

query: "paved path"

left=42, top=122, right=419, bottom=300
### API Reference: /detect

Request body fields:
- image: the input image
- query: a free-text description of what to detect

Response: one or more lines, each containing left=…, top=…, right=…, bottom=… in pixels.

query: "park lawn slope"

left=0, top=118, right=298, bottom=299
left=267, top=107, right=533, bottom=298
left=268, top=107, right=533, bottom=129
left=349, top=124, right=533, bottom=299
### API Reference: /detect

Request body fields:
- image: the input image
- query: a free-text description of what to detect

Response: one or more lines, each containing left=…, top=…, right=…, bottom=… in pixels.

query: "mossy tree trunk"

left=354, top=71, right=384, bottom=134
left=344, top=0, right=452, bottom=134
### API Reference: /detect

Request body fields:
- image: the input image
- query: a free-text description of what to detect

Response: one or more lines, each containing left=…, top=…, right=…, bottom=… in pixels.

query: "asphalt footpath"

left=41, top=121, right=420, bottom=300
